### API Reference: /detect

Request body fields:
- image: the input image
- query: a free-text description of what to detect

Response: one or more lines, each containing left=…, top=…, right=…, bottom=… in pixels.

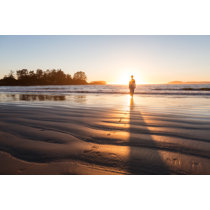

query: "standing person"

left=129, top=75, right=136, bottom=97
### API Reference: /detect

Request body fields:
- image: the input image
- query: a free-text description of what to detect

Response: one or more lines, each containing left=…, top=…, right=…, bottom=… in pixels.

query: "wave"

left=1, top=84, right=210, bottom=96
left=1, top=90, right=210, bottom=96
left=153, top=88, right=210, bottom=91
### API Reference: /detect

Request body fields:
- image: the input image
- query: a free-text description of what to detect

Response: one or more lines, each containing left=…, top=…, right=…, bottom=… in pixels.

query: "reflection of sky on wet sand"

left=2, top=92, right=210, bottom=118
left=1, top=94, right=66, bottom=101
left=73, top=95, right=86, bottom=104
left=0, top=93, right=87, bottom=106
left=1, top=92, right=210, bottom=174
left=20, top=94, right=66, bottom=101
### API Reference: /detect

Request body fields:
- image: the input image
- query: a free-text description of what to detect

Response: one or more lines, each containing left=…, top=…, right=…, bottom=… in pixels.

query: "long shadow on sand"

left=128, top=97, right=170, bottom=174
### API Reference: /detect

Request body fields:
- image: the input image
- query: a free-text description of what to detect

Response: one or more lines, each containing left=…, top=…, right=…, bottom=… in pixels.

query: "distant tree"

left=7, top=71, right=15, bottom=79
left=36, top=69, right=44, bottom=80
left=56, top=69, right=66, bottom=84
left=1, top=71, right=17, bottom=85
left=66, top=74, right=72, bottom=84
left=73, top=71, right=87, bottom=84
left=16, top=69, right=29, bottom=80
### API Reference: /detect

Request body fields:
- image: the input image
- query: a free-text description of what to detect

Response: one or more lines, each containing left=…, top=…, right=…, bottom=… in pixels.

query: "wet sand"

left=0, top=95, right=210, bottom=174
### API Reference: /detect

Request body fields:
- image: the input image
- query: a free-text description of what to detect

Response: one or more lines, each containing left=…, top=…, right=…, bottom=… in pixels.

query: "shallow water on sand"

left=0, top=89, right=210, bottom=174
left=1, top=92, right=210, bottom=117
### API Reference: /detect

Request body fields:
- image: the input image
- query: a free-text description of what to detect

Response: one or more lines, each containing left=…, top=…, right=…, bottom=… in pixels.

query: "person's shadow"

left=128, top=97, right=170, bottom=174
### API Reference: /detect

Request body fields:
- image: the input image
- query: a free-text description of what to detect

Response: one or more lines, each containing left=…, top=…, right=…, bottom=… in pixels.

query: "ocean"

left=1, top=84, right=210, bottom=95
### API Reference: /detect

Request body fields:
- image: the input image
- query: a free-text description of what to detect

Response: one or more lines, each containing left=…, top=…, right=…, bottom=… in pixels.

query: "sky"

left=0, top=35, right=210, bottom=84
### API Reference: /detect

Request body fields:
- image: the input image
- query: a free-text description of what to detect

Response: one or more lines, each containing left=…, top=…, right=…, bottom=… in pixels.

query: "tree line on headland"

left=0, top=69, right=106, bottom=86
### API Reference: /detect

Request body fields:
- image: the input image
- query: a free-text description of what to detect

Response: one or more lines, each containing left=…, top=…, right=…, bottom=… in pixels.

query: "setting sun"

left=111, top=70, right=147, bottom=85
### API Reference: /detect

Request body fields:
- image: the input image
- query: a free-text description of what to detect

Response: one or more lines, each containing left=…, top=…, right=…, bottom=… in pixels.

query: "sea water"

left=1, top=84, right=210, bottom=118
left=1, top=84, right=210, bottom=95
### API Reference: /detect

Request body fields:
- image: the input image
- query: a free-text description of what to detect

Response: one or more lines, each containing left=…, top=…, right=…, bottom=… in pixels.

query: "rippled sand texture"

left=0, top=99, right=210, bottom=174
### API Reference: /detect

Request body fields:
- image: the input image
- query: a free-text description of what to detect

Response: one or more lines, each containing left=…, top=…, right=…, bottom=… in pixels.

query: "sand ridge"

left=0, top=104, right=210, bottom=174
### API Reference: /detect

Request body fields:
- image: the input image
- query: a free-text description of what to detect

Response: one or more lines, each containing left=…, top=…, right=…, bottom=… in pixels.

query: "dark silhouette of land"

left=0, top=69, right=106, bottom=86
left=89, top=81, right=107, bottom=85
left=169, top=81, right=210, bottom=84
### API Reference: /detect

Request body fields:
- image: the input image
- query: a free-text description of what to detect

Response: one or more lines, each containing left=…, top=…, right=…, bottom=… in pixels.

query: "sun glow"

left=111, top=70, right=147, bottom=85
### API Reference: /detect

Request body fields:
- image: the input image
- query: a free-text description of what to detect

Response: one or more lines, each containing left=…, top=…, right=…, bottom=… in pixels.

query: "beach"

left=0, top=85, right=210, bottom=174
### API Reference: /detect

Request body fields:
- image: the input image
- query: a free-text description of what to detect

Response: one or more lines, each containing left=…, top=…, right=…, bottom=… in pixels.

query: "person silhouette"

left=129, top=75, right=136, bottom=97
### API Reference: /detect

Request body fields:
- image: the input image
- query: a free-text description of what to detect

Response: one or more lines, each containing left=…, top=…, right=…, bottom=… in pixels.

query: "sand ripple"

left=0, top=104, right=210, bottom=174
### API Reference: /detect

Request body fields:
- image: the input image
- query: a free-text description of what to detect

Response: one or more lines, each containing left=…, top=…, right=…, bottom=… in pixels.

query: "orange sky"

left=1, top=36, right=210, bottom=84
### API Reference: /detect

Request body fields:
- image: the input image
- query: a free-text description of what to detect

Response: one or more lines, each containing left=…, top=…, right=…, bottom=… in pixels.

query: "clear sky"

left=0, top=35, right=210, bottom=84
